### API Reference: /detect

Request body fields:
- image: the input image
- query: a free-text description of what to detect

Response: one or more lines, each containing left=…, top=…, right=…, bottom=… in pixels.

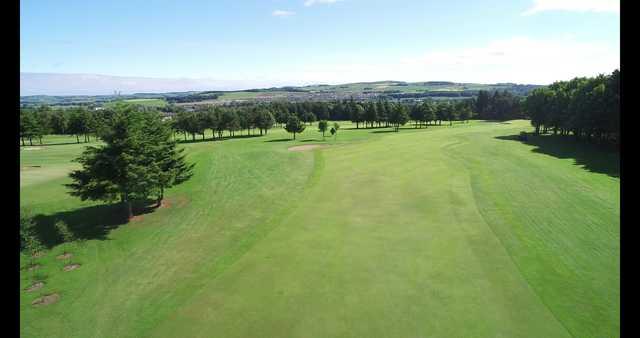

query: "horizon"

left=21, top=0, right=619, bottom=95
left=20, top=71, right=554, bottom=97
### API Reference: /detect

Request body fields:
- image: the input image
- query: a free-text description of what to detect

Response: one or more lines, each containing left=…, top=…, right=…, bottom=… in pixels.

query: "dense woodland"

left=524, top=70, right=619, bottom=143
left=19, top=70, right=619, bottom=145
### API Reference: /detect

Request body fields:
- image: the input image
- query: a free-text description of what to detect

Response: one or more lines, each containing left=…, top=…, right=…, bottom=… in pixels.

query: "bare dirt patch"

left=63, top=263, right=81, bottom=272
left=32, top=293, right=59, bottom=306
left=56, top=253, right=73, bottom=260
left=158, top=195, right=189, bottom=209
left=25, top=282, right=44, bottom=292
left=288, top=144, right=328, bottom=152
left=159, top=198, right=173, bottom=209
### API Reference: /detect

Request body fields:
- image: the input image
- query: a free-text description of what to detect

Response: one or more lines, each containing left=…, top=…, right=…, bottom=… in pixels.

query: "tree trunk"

left=21, top=137, right=25, bottom=146
left=122, top=194, right=133, bottom=220
left=192, top=133, right=195, bottom=141
left=126, top=200, right=132, bottom=220
left=29, top=137, right=33, bottom=146
left=156, top=186, right=164, bottom=207
left=76, top=134, right=80, bottom=143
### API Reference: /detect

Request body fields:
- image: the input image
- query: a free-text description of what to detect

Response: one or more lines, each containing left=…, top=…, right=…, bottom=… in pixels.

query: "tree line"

left=19, top=105, right=110, bottom=145
left=171, top=105, right=276, bottom=141
left=20, top=89, right=533, bottom=147
left=524, top=69, right=619, bottom=143
left=211, top=99, right=476, bottom=131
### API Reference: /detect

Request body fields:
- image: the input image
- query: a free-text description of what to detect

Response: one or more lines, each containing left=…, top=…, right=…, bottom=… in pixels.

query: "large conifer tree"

left=67, top=104, right=193, bottom=220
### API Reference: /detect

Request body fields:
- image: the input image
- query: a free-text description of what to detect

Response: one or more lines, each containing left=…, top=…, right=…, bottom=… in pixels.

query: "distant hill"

left=20, top=77, right=543, bottom=108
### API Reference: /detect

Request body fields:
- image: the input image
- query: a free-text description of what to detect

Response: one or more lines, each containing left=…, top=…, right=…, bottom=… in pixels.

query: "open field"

left=20, top=120, right=619, bottom=338
left=104, top=98, right=168, bottom=108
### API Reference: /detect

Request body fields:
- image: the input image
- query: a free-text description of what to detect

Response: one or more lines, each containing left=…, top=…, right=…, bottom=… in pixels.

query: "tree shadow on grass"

left=371, top=129, right=398, bottom=133
left=31, top=200, right=159, bottom=249
left=176, top=134, right=261, bottom=144
left=495, top=133, right=619, bottom=178
left=265, top=138, right=292, bottom=142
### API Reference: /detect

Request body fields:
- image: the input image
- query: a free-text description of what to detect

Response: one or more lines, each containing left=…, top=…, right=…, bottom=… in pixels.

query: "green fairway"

left=20, top=120, right=619, bottom=338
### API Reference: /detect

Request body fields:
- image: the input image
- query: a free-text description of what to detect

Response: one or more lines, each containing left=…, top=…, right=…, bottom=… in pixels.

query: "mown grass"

left=20, top=120, right=619, bottom=338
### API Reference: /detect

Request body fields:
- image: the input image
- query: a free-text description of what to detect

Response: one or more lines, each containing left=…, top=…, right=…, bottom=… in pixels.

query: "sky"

left=20, top=0, right=620, bottom=95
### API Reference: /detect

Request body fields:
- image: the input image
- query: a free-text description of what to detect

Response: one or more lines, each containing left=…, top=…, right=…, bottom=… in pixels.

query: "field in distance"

left=103, top=98, right=168, bottom=108
left=20, top=120, right=619, bottom=338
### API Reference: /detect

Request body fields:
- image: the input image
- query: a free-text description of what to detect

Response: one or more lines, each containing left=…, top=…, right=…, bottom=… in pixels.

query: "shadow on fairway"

left=31, top=201, right=159, bottom=248
left=21, top=141, right=96, bottom=147
left=177, top=134, right=262, bottom=144
left=265, top=138, right=292, bottom=142
left=495, top=134, right=619, bottom=178
left=371, top=129, right=398, bottom=133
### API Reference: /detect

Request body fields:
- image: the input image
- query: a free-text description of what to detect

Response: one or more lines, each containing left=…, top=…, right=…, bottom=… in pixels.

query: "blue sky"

left=20, top=0, right=619, bottom=93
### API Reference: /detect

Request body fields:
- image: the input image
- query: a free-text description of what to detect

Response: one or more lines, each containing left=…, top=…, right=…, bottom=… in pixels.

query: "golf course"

left=20, top=120, right=619, bottom=338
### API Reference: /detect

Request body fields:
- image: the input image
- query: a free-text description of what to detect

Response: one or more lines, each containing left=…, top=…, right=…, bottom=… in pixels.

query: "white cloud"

left=522, top=0, right=619, bottom=15
left=272, top=10, right=296, bottom=17
left=304, top=0, right=342, bottom=7
left=274, top=36, right=619, bottom=85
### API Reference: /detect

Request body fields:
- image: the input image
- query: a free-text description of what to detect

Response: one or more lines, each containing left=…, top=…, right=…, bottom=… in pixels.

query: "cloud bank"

left=20, top=73, right=296, bottom=96
left=276, top=36, right=619, bottom=85
left=272, top=10, right=296, bottom=17
left=304, top=0, right=342, bottom=7
left=21, top=36, right=619, bottom=95
left=522, top=0, right=619, bottom=15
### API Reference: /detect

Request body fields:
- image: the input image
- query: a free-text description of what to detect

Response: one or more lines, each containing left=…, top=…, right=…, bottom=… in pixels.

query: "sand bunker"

left=25, top=282, right=44, bottom=292
left=32, top=293, right=59, bottom=306
left=22, top=147, right=43, bottom=150
left=56, top=253, right=73, bottom=260
left=63, top=263, right=81, bottom=272
left=288, top=144, right=328, bottom=152
left=26, top=264, right=40, bottom=271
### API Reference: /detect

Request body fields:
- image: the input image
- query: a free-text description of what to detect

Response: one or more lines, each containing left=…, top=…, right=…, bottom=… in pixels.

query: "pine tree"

left=66, top=105, right=193, bottom=220
left=145, top=113, right=194, bottom=206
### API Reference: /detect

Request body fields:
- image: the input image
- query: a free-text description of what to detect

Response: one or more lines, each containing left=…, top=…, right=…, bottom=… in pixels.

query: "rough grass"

left=20, top=120, right=619, bottom=338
